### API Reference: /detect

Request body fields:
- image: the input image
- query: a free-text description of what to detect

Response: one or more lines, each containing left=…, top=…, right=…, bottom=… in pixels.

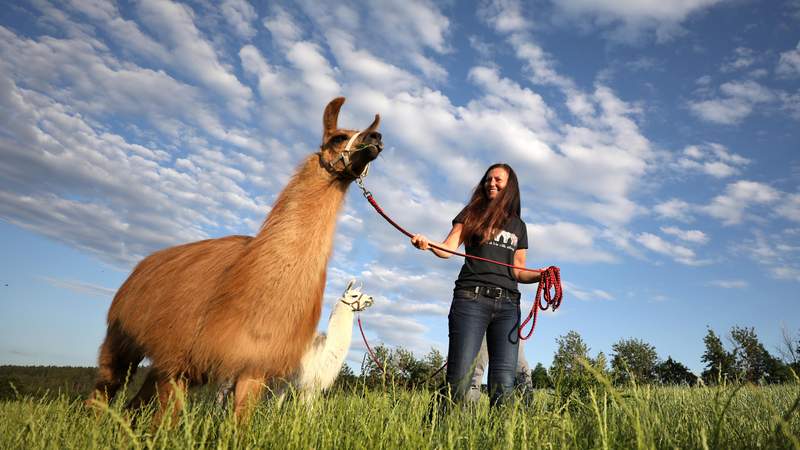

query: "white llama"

left=217, top=280, right=374, bottom=405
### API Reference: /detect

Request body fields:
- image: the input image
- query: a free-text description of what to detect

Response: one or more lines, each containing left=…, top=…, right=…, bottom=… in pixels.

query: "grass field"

left=1, top=373, right=799, bottom=450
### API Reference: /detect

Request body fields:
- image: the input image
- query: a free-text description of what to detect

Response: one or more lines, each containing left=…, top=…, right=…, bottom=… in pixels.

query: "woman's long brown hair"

left=460, top=163, right=521, bottom=245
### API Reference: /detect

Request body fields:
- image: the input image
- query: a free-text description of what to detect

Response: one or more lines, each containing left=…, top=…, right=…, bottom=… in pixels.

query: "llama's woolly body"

left=106, top=157, right=346, bottom=382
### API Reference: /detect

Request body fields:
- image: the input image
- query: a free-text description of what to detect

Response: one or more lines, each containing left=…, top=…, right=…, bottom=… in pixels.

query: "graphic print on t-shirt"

left=488, top=229, right=518, bottom=251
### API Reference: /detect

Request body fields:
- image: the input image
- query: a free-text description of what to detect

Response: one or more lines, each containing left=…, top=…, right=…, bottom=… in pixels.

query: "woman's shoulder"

left=508, top=215, right=527, bottom=234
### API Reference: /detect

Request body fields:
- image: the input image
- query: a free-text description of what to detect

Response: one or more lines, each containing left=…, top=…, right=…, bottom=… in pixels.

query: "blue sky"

left=0, top=0, right=798, bottom=376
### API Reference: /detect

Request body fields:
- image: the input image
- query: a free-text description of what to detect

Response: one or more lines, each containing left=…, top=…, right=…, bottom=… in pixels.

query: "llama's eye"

left=329, top=135, right=347, bottom=145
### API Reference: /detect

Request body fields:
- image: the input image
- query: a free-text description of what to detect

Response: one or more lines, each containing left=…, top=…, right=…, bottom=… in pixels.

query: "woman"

left=411, top=163, right=541, bottom=406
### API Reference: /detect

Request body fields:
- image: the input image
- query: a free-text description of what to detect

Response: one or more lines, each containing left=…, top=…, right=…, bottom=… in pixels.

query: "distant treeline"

left=350, top=325, right=800, bottom=393
left=0, top=366, right=159, bottom=401
left=3, top=325, right=798, bottom=401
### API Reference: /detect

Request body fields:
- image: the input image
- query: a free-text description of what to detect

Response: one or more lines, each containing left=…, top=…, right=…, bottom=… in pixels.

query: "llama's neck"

left=323, top=301, right=356, bottom=349
left=254, top=154, right=348, bottom=264
left=296, top=301, right=355, bottom=390
left=221, top=153, right=350, bottom=330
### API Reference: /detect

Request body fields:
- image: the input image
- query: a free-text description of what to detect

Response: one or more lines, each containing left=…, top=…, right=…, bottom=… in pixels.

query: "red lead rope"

left=519, top=266, right=561, bottom=339
left=362, top=189, right=563, bottom=340
left=357, top=315, right=383, bottom=368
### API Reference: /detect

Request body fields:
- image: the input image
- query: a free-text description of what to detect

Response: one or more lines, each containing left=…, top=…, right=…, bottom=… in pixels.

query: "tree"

left=551, top=330, right=601, bottom=396
left=778, top=328, right=800, bottom=377
left=552, top=330, right=590, bottom=377
left=656, top=357, right=697, bottom=385
left=333, top=363, right=358, bottom=390
left=421, top=348, right=447, bottom=387
left=592, top=351, right=610, bottom=379
left=530, top=363, right=552, bottom=389
left=701, top=327, right=736, bottom=385
left=611, top=338, right=659, bottom=385
left=394, top=347, right=426, bottom=388
left=361, top=344, right=397, bottom=387
left=730, top=326, right=788, bottom=384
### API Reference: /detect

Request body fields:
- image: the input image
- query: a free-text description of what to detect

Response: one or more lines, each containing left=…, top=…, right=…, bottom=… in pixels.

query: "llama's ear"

left=364, top=114, right=380, bottom=132
left=323, top=97, right=346, bottom=137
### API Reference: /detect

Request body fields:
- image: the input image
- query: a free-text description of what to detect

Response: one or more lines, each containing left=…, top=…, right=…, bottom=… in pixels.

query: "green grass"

left=1, top=378, right=798, bottom=450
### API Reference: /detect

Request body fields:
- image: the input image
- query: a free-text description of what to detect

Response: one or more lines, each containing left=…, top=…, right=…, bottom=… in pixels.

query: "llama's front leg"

left=233, top=374, right=265, bottom=422
left=153, top=375, right=188, bottom=428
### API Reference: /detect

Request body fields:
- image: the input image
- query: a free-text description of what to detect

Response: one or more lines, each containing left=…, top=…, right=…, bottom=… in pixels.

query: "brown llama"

left=87, top=97, right=383, bottom=420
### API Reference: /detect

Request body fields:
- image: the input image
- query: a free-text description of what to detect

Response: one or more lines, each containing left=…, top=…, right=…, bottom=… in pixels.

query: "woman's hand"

left=411, top=234, right=430, bottom=251
left=411, top=224, right=462, bottom=259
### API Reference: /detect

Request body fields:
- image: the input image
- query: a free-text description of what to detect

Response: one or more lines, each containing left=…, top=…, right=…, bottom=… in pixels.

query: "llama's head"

left=339, top=279, right=374, bottom=312
left=319, top=97, right=383, bottom=180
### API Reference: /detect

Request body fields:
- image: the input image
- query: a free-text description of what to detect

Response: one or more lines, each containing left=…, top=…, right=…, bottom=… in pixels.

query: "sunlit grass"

left=1, top=378, right=798, bottom=449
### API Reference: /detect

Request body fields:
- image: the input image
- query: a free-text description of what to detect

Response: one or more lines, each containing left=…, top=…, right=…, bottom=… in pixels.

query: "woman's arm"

left=410, top=224, right=463, bottom=259
left=513, top=249, right=542, bottom=284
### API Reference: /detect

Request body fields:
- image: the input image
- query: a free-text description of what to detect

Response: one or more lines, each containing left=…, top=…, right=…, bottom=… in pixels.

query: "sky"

left=0, top=0, right=798, bottom=377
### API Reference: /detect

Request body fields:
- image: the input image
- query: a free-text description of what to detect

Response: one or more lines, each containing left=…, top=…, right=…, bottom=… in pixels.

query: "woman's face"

left=484, top=167, right=509, bottom=200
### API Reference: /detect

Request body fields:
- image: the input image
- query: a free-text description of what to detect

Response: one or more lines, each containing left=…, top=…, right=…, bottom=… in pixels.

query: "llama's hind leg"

left=87, top=322, right=143, bottom=406
left=125, top=367, right=159, bottom=410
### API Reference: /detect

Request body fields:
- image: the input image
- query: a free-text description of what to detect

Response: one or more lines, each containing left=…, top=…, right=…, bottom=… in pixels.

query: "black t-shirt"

left=452, top=208, right=528, bottom=295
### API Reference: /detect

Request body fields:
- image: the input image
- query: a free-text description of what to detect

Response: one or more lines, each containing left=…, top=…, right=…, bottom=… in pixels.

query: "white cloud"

left=780, top=90, right=800, bottom=121
left=688, top=97, right=753, bottom=125
left=635, top=232, right=708, bottom=265
left=675, top=143, right=749, bottom=178
left=40, top=276, right=116, bottom=299
left=719, top=80, right=775, bottom=102
left=0, top=72, right=274, bottom=267
left=61, top=0, right=172, bottom=62
left=770, top=266, right=800, bottom=282
left=356, top=312, right=433, bottom=355
left=467, top=66, right=556, bottom=133
left=325, top=29, right=418, bottom=93
left=526, top=222, right=616, bottom=263
left=548, top=0, right=725, bottom=43
left=134, top=0, right=254, bottom=115
left=777, top=41, right=800, bottom=78
left=703, top=180, right=781, bottom=225
left=562, top=281, right=614, bottom=301
left=660, top=226, right=709, bottom=244
left=777, top=193, right=800, bottom=222
left=708, top=280, right=748, bottom=289
left=477, top=0, right=530, bottom=34
left=220, top=0, right=258, bottom=40
left=653, top=198, right=693, bottom=222
left=551, top=0, right=723, bottom=22
left=721, top=47, right=757, bottom=73
left=689, top=80, right=776, bottom=125
left=477, top=5, right=654, bottom=226
left=0, top=19, right=264, bottom=152
left=295, top=0, right=450, bottom=83
left=362, top=0, right=451, bottom=54
left=510, top=35, right=575, bottom=90
left=736, top=231, right=800, bottom=282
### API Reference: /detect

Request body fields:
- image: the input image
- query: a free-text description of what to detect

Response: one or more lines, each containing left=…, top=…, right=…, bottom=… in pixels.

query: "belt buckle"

left=490, top=287, right=503, bottom=298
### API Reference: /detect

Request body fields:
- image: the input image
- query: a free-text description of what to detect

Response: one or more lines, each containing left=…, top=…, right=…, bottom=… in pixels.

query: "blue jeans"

left=444, top=289, right=520, bottom=407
